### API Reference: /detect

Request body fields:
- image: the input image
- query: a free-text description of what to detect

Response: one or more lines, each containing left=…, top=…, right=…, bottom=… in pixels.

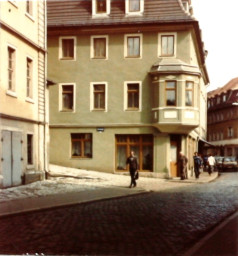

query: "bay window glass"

left=166, top=81, right=176, bottom=106
left=186, top=81, right=194, bottom=106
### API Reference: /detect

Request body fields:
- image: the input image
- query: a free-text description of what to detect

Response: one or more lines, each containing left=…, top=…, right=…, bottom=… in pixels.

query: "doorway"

left=170, top=135, right=181, bottom=177
left=1, top=130, right=22, bottom=187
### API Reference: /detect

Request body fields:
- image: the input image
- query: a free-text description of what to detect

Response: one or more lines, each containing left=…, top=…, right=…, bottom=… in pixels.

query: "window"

left=8, top=47, right=16, bottom=91
left=91, top=82, right=107, bottom=111
left=217, top=96, right=220, bottom=104
left=59, top=37, right=76, bottom=60
left=159, top=33, right=176, bottom=57
left=185, top=81, right=193, bottom=106
left=126, top=0, right=144, bottom=15
left=93, top=84, right=105, bottom=110
left=27, top=134, right=33, bottom=165
left=116, top=134, right=153, bottom=171
left=223, top=94, right=227, bottom=102
left=61, top=84, right=74, bottom=111
left=165, top=81, right=176, bottom=106
left=92, top=0, right=110, bottom=16
left=228, top=127, right=234, bottom=138
left=124, top=82, right=141, bottom=111
left=125, top=34, right=142, bottom=58
left=91, top=36, right=108, bottom=59
left=71, top=133, right=92, bottom=158
left=26, top=58, right=33, bottom=98
left=26, top=0, right=33, bottom=16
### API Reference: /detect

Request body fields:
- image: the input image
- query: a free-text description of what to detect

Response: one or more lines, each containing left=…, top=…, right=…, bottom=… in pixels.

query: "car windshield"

left=224, top=157, right=236, bottom=162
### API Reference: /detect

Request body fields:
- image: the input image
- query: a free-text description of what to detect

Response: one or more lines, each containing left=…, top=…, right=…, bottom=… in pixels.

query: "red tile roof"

left=208, top=77, right=238, bottom=98
left=47, top=0, right=196, bottom=27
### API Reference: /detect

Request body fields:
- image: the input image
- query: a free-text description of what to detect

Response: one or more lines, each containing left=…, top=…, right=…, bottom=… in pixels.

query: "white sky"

left=192, top=0, right=238, bottom=91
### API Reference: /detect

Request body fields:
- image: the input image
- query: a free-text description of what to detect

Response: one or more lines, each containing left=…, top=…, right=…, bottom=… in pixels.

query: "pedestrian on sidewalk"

left=126, top=151, right=139, bottom=188
left=179, top=152, right=188, bottom=180
left=208, top=154, right=216, bottom=175
left=193, top=152, right=202, bottom=179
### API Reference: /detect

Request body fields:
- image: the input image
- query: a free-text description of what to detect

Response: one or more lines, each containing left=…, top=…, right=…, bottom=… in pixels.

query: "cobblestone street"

left=0, top=173, right=238, bottom=255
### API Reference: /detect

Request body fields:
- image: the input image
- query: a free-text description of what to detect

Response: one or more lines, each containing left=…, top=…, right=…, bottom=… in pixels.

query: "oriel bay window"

left=185, top=81, right=194, bottom=106
left=165, top=81, right=176, bottom=106
left=71, top=133, right=92, bottom=158
left=61, top=85, right=74, bottom=111
left=116, top=135, right=153, bottom=171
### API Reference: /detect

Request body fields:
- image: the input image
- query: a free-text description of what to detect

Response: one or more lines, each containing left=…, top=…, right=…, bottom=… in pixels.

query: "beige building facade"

left=47, top=0, right=209, bottom=178
left=0, top=0, right=48, bottom=187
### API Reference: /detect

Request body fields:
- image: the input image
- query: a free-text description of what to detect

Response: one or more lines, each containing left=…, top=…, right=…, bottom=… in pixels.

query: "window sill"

left=6, top=90, right=17, bottom=98
left=59, top=57, right=76, bottom=61
left=25, top=12, right=35, bottom=22
left=92, top=13, right=110, bottom=18
left=125, top=108, right=140, bottom=112
left=25, top=97, right=35, bottom=104
left=26, top=164, right=34, bottom=170
left=91, top=109, right=106, bottom=112
left=91, top=57, right=107, bottom=60
left=126, top=12, right=143, bottom=17
left=60, top=109, right=75, bottom=113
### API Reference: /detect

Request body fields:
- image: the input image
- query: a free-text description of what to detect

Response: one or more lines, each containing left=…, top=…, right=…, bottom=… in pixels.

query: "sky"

left=192, top=0, right=238, bottom=91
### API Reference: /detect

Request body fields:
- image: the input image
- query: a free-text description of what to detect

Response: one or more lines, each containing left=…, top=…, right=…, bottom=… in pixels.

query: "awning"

left=199, top=138, right=215, bottom=147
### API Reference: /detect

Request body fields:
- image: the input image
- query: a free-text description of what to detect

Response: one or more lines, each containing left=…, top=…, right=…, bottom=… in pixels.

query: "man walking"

left=126, top=151, right=138, bottom=188
left=193, top=152, right=202, bottom=179
left=208, top=154, right=216, bottom=175
left=179, top=152, right=188, bottom=180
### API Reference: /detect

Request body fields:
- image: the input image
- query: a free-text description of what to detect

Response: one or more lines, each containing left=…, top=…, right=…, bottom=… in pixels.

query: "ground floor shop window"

left=71, top=133, right=92, bottom=158
left=116, top=134, right=153, bottom=171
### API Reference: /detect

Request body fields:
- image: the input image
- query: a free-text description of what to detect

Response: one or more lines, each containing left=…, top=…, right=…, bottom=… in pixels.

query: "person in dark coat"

left=193, top=152, right=202, bottom=179
left=126, top=151, right=138, bottom=188
left=179, top=152, right=188, bottom=180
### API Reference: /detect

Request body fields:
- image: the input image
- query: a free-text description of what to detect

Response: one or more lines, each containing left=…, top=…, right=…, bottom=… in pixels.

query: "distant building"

left=47, top=0, right=209, bottom=178
left=0, top=0, right=48, bottom=187
left=207, top=78, right=238, bottom=157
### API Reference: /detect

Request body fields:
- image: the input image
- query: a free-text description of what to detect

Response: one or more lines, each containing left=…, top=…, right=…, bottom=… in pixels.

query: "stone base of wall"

left=24, top=170, right=45, bottom=185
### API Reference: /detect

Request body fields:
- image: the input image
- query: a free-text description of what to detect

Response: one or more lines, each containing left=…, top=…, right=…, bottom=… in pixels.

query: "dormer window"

left=92, top=0, right=110, bottom=17
left=126, top=0, right=144, bottom=16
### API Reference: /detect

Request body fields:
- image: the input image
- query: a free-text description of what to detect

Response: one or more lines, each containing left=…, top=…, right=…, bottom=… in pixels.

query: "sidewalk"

left=1, top=167, right=234, bottom=255
left=0, top=166, right=218, bottom=217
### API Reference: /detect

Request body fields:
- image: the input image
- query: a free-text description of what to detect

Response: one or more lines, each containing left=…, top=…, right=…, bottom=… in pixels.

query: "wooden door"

left=170, top=141, right=178, bottom=177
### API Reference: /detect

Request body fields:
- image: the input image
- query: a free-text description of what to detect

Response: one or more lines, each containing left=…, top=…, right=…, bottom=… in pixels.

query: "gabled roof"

left=208, top=77, right=238, bottom=98
left=47, top=0, right=196, bottom=27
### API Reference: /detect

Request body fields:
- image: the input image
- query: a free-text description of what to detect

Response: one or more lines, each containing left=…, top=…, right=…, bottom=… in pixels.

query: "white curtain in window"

left=128, top=37, right=140, bottom=56
left=129, top=0, right=140, bottom=11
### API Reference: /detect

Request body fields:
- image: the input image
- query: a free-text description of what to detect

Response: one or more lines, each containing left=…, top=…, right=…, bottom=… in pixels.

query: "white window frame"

left=124, top=34, right=143, bottom=59
left=25, top=56, right=34, bottom=103
left=90, top=35, right=109, bottom=59
left=6, top=44, right=17, bottom=97
left=59, top=36, right=77, bottom=61
left=158, top=32, right=177, bottom=58
left=25, top=0, right=34, bottom=21
left=92, top=0, right=111, bottom=17
left=59, top=83, right=76, bottom=112
left=8, top=0, right=18, bottom=8
left=125, top=0, right=144, bottom=16
left=90, top=82, right=108, bottom=112
left=124, top=81, right=142, bottom=112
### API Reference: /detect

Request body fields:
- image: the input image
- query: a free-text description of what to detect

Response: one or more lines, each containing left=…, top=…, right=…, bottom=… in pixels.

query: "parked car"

left=222, top=157, right=238, bottom=172
left=214, top=156, right=224, bottom=171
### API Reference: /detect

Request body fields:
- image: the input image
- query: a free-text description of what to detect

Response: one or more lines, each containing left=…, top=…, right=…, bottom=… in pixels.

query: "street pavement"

left=0, top=170, right=238, bottom=255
